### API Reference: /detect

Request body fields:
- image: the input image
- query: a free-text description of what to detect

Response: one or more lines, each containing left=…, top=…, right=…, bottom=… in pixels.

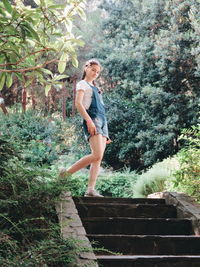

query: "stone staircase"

left=73, top=196, right=200, bottom=267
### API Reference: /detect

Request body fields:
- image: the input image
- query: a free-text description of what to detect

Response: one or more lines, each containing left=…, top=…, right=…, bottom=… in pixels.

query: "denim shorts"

left=83, top=115, right=109, bottom=141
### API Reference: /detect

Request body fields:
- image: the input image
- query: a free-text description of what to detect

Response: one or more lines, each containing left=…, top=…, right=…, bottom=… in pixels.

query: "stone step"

left=88, top=234, right=200, bottom=255
left=96, top=255, right=200, bottom=267
left=75, top=203, right=177, bottom=218
left=73, top=196, right=166, bottom=205
left=82, top=217, right=192, bottom=235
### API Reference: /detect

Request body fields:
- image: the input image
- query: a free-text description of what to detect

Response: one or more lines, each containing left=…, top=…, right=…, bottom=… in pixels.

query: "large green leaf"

left=15, top=72, right=23, bottom=81
left=65, top=18, right=72, bottom=33
left=0, top=7, right=6, bottom=16
left=51, top=33, right=62, bottom=37
left=77, top=7, right=86, bottom=21
left=23, top=22, right=40, bottom=42
left=53, top=74, right=68, bottom=81
left=58, top=53, right=69, bottom=74
left=6, top=73, right=12, bottom=88
left=41, top=68, right=53, bottom=77
left=45, top=84, right=51, bottom=96
left=5, top=24, right=18, bottom=35
left=2, top=0, right=13, bottom=14
left=0, top=72, right=6, bottom=91
left=71, top=56, right=78, bottom=68
left=7, top=44, right=21, bottom=58
left=11, top=9, right=19, bottom=20
left=48, top=4, right=65, bottom=9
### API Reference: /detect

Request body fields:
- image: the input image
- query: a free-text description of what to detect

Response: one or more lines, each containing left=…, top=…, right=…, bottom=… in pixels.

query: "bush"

left=96, top=169, right=139, bottom=197
left=131, top=157, right=180, bottom=197
left=172, top=125, right=200, bottom=202
left=56, top=150, right=179, bottom=199
left=92, top=0, right=200, bottom=171
left=103, top=89, right=188, bottom=171
left=61, top=167, right=139, bottom=198
left=0, top=138, right=86, bottom=266
left=0, top=110, right=76, bottom=166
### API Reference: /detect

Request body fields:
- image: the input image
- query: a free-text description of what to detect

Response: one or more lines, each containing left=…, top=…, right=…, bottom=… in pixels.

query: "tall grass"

left=132, top=157, right=180, bottom=197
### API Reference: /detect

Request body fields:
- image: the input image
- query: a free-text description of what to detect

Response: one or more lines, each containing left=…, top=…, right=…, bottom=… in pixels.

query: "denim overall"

left=83, top=83, right=109, bottom=141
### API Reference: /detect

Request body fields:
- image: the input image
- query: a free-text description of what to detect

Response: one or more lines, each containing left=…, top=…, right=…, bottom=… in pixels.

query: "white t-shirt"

left=76, top=80, right=93, bottom=109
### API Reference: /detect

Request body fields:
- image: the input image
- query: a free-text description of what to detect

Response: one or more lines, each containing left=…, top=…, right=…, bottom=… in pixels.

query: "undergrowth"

left=131, top=157, right=180, bottom=197
left=0, top=138, right=87, bottom=266
left=0, top=110, right=76, bottom=166
left=171, top=125, right=200, bottom=202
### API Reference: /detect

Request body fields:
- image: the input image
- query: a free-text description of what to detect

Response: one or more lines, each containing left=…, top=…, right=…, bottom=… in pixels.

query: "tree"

left=0, top=0, right=86, bottom=97
left=91, top=0, right=200, bottom=170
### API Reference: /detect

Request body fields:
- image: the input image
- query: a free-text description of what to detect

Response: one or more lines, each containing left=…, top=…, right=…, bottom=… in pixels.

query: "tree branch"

left=0, top=59, right=58, bottom=73
left=0, top=47, right=53, bottom=67
left=0, top=34, right=19, bottom=38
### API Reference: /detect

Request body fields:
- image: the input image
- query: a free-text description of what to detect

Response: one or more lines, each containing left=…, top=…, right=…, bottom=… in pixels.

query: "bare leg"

left=65, top=134, right=106, bottom=175
left=88, top=135, right=106, bottom=190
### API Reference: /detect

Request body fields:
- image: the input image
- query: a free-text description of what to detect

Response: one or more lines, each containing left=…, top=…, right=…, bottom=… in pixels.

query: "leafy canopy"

left=92, top=0, right=200, bottom=170
left=0, top=0, right=86, bottom=94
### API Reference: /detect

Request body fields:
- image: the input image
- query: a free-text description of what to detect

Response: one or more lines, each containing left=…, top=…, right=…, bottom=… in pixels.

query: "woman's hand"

left=87, top=120, right=97, bottom=136
left=106, top=138, right=112, bottom=144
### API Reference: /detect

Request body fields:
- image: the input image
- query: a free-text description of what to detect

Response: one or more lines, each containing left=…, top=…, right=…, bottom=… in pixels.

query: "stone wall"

left=148, top=191, right=200, bottom=235
left=56, top=192, right=98, bottom=267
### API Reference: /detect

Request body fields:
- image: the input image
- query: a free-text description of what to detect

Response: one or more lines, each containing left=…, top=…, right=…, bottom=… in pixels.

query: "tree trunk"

left=31, top=79, right=36, bottom=109
left=62, top=82, right=66, bottom=120
left=22, top=87, right=27, bottom=112
left=72, top=77, right=77, bottom=116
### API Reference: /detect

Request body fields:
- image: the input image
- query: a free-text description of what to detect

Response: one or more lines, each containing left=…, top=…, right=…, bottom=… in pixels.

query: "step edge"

left=87, top=234, right=199, bottom=238
left=73, top=197, right=166, bottom=200
left=82, top=217, right=192, bottom=222
left=96, top=255, right=200, bottom=259
left=75, top=203, right=175, bottom=207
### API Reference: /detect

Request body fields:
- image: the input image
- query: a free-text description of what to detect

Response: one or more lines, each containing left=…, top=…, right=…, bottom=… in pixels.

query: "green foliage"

left=172, top=124, right=200, bottom=201
left=0, top=237, right=82, bottom=267
left=63, top=168, right=139, bottom=198
left=0, top=138, right=17, bottom=176
left=104, top=85, right=199, bottom=170
left=91, top=0, right=200, bottom=171
left=63, top=157, right=180, bottom=199
left=0, top=110, right=76, bottom=165
left=63, top=172, right=88, bottom=196
left=0, top=138, right=85, bottom=266
left=0, top=0, right=86, bottom=91
left=96, top=169, right=139, bottom=197
left=132, top=157, right=180, bottom=197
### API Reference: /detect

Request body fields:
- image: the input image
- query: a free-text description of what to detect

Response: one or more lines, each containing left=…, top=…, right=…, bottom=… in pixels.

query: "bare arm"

left=76, top=90, right=97, bottom=136
left=75, top=90, right=91, bottom=121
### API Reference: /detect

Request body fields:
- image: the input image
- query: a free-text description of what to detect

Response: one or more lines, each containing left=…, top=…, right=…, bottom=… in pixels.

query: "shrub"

left=0, top=138, right=87, bottom=266
left=96, top=169, right=139, bottom=197
left=0, top=110, right=76, bottom=166
left=60, top=167, right=139, bottom=198
left=103, top=89, right=189, bottom=172
left=132, top=157, right=180, bottom=197
left=172, top=125, right=200, bottom=202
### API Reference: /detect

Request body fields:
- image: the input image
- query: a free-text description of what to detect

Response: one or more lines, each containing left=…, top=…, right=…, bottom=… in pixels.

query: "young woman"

left=59, top=59, right=111, bottom=197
